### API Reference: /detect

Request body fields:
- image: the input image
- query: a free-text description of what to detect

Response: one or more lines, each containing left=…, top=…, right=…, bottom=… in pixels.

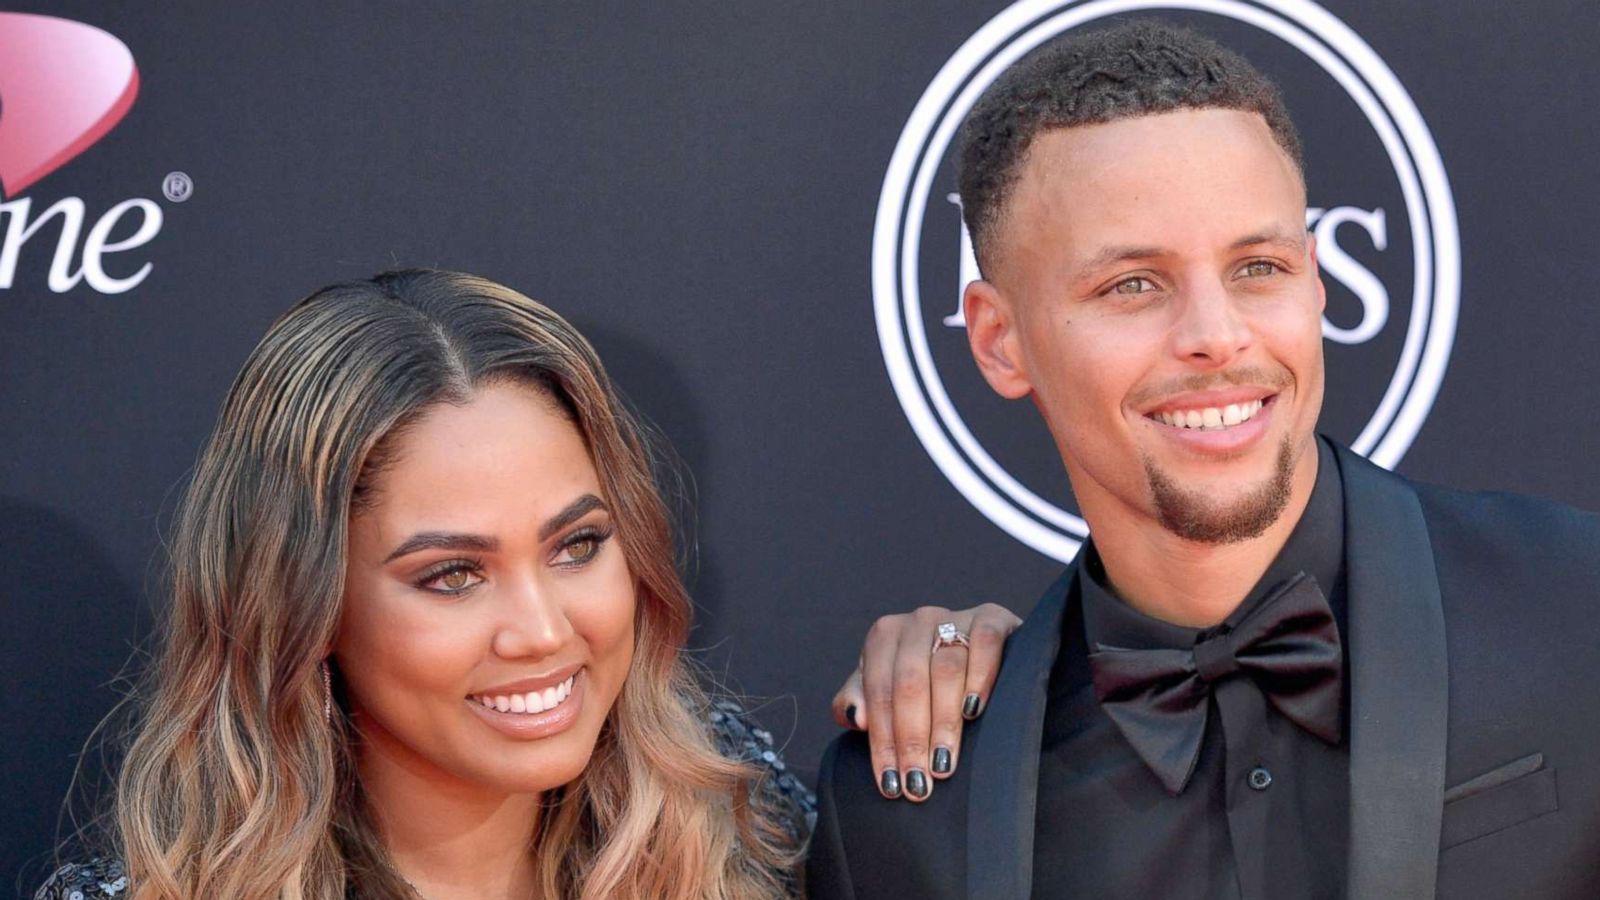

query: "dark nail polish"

left=845, top=704, right=858, bottom=728
left=933, top=746, right=952, bottom=774
left=905, top=768, right=929, bottom=799
left=963, top=693, right=982, bottom=719
left=880, top=769, right=902, bottom=798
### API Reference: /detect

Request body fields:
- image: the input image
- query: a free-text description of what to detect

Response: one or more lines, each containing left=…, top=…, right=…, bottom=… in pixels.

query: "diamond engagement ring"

left=932, top=621, right=971, bottom=654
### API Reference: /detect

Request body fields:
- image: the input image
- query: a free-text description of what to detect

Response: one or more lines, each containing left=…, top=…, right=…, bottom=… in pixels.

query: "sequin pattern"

left=708, top=698, right=819, bottom=844
left=34, top=858, right=127, bottom=900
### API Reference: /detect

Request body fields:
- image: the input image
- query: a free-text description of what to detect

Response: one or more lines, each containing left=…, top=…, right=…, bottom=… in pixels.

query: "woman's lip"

left=471, top=662, right=583, bottom=697
left=467, top=668, right=585, bottom=740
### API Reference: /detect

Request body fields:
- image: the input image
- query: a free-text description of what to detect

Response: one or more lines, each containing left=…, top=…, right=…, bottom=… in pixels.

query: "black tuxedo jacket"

left=809, top=444, right=1600, bottom=899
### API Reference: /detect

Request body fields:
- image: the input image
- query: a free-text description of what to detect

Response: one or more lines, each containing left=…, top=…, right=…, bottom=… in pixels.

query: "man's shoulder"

left=809, top=728, right=970, bottom=898
left=816, top=728, right=969, bottom=829
left=1338, top=445, right=1600, bottom=570
left=1400, top=476, right=1600, bottom=593
left=1414, top=477, right=1600, bottom=531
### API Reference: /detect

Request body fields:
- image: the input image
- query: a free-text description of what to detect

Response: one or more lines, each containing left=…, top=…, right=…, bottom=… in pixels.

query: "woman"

left=39, top=269, right=1012, bottom=899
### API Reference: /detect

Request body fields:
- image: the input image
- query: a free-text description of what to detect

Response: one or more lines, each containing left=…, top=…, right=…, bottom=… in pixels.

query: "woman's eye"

left=555, top=527, right=612, bottom=566
left=562, top=538, right=599, bottom=564
left=420, top=565, right=483, bottom=594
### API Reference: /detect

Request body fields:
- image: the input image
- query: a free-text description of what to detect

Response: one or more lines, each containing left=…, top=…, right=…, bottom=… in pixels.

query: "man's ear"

left=964, top=279, right=1033, bottom=399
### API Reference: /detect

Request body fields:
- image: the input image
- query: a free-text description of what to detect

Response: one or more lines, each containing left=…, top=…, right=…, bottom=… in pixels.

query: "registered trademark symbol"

left=161, top=171, right=193, bottom=203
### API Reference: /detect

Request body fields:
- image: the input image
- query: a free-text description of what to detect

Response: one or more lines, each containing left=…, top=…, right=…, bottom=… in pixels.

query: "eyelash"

left=415, top=557, right=486, bottom=596
left=1239, top=259, right=1282, bottom=278
left=555, top=524, right=615, bottom=567
left=411, top=525, right=616, bottom=596
left=1102, top=260, right=1285, bottom=297
left=1107, top=276, right=1156, bottom=296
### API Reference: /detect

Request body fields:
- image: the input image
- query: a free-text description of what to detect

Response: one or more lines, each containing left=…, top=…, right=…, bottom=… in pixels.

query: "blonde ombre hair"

left=108, top=270, right=800, bottom=898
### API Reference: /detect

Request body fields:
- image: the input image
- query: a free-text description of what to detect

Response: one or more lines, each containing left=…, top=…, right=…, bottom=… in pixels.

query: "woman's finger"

left=859, top=615, right=905, bottom=798
left=926, top=622, right=970, bottom=781
left=888, top=610, right=945, bottom=803
left=960, top=603, right=1022, bottom=720
left=832, top=667, right=866, bottom=730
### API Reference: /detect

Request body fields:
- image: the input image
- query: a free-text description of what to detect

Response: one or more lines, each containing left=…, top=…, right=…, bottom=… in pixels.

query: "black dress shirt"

left=1033, top=439, right=1350, bottom=899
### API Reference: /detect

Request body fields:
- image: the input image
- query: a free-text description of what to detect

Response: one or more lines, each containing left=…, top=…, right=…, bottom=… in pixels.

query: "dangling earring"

left=322, top=659, right=333, bottom=723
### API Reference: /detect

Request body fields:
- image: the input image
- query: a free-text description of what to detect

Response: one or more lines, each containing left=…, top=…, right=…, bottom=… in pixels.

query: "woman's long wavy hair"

left=110, top=269, right=798, bottom=899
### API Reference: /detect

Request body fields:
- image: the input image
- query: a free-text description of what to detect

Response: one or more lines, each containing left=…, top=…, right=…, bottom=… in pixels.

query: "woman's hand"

left=831, top=603, right=1021, bottom=801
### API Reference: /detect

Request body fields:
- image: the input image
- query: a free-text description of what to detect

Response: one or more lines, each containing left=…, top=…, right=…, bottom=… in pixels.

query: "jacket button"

left=1248, top=766, right=1273, bottom=791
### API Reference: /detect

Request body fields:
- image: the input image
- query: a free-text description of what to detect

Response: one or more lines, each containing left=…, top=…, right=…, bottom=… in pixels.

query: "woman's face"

left=335, top=380, right=636, bottom=796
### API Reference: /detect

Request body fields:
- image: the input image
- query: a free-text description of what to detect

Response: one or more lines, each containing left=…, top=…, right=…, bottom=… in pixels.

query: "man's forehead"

left=985, top=109, right=1308, bottom=281
left=1018, top=112, right=1302, bottom=213
left=1018, top=108, right=1294, bottom=180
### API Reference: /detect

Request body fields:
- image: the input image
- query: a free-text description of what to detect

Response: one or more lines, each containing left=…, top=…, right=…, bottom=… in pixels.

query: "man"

left=809, top=20, right=1600, bottom=899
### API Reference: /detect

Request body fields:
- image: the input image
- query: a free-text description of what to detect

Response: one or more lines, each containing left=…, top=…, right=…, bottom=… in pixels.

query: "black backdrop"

left=4, top=1, right=1598, bottom=892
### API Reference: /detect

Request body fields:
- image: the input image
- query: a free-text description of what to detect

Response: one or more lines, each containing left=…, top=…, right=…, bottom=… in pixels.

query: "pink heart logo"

left=0, top=13, right=139, bottom=199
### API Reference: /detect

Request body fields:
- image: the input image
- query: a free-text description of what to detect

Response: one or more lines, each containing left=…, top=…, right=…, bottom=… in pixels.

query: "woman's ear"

left=964, top=280, right=1033, bottom=399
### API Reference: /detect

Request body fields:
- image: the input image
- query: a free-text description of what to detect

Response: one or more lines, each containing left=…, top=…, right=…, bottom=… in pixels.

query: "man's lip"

left=1142, top=388, right=1278, bottom=416
left=471, top=663, right=583, bottom=697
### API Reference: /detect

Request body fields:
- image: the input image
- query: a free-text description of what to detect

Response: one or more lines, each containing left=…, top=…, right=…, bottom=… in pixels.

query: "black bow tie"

left=1087, top=571, right=1343, bottom=795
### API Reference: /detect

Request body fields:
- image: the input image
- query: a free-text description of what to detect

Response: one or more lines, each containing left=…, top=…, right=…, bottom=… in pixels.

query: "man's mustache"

left=1126, top=367, right=1294, bottom=408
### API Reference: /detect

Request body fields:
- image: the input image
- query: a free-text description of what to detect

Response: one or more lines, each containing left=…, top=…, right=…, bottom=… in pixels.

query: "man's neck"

left=1085, top=449, right=1321, bottom=629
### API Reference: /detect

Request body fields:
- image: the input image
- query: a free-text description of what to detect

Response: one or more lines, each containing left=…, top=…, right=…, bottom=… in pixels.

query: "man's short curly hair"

left=957, top=20, right=1304, bottom=273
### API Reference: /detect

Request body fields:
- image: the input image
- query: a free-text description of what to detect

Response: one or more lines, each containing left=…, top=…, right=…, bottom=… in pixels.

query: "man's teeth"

left=1155, top=399, right=1265, bottom=430
left=473, top=674, right=576, bottom=714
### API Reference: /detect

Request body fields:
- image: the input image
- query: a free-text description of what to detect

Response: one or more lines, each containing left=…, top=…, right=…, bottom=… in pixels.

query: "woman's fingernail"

left=933, top=746, right=952, bottom=774
left=845, top=704, right=858, bottom=728
left=880, top=769, right=902, bottom=798
left=905, top=768, right=929, bottom=799
left=963, top=693, right=982, bottom=719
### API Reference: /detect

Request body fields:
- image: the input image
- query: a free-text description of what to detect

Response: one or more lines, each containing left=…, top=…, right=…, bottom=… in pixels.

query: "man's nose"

left=1170, top=277, right=1253, bottom=366
left=492, top=575, right=575, bottom=660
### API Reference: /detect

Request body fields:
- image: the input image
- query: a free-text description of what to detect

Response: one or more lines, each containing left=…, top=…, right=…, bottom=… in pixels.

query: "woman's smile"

left=466, top=667, right=587, bottom=740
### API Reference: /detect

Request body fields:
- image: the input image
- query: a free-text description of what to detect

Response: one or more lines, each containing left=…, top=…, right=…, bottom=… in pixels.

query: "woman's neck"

left=354, top=715, right=542, bottom=900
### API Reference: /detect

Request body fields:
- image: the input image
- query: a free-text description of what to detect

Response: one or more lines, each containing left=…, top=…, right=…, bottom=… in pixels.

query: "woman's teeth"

left=1155, top=398, right=1265, bottom=430
left=473, top=674, right=576, bottom=714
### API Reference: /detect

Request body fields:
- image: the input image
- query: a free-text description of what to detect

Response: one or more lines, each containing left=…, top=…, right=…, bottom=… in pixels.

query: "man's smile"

left=1149, top=397, right=1266, bottom=430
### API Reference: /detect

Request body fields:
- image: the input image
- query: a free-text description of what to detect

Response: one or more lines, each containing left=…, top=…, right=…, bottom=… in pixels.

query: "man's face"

left=965, top=108, right=1325, bottom=543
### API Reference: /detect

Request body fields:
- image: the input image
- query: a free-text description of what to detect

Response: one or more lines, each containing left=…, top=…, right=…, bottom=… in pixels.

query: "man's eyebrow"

left=384, top=531, right=499, bottom=564
left=537, top=493, right=608, bottom=542
left=1231, top=227, right=1307, bottom=253
left=1077, top=244, right=1168, bottom=278
left=1074, top=228, right=1308, bottom=279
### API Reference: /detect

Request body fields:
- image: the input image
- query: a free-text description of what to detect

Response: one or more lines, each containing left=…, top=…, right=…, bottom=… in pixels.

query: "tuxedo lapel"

left=966, top=565, right=1075, bottom=900
left=1335, top=444, right=1449, bottom=898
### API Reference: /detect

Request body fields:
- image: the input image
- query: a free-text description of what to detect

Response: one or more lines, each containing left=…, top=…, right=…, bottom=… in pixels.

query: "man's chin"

left=1142, top=439, right=1296, bottom=545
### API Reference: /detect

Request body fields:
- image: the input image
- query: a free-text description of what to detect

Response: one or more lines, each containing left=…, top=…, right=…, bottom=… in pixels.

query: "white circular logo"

left=873, top=0, right=1459, bottom=562
left=162, top=170, right=194, bottom=203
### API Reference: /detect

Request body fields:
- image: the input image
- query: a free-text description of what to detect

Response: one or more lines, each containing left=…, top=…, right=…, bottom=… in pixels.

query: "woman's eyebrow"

left=384, top=532, right=498, bottom=563
left=382, top=494, right=607, bottom=562
left=538, top=493, right=607, bottom=541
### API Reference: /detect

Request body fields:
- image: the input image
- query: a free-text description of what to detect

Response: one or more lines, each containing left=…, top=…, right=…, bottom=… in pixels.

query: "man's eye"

left=1242, top=260, right=1280, bottom=278
left=1111, top=276, right=1155, bottom=295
